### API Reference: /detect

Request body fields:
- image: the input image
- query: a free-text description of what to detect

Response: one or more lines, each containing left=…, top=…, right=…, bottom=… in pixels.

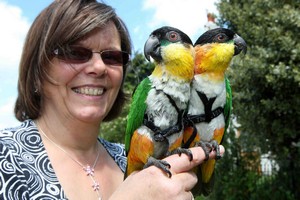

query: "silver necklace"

left=38, top=124, right=102, bottom=200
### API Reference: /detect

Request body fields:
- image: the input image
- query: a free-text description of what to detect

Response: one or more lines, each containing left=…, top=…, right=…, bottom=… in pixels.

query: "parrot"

left=183, top=28, right=247, bottom=195
left=124, top=26, right=195, bottom=178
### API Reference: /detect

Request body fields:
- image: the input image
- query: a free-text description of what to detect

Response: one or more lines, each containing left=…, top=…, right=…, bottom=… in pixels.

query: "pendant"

left=92, top=182, right=100, bottom=191
left=83, top=165, right=95, bottom=176
left=83, top=165, right=101, bottom=198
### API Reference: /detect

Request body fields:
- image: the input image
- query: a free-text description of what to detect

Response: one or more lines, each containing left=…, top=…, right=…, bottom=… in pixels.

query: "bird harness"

left=143, top=89, right=184, bottom=142
left=183, top=91, right=224, bottom=148
left=188, top=91, right=224, bottom=123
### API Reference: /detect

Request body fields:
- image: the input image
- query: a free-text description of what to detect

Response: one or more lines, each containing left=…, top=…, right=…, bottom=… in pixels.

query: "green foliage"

left=205, top=125, right=296, bottom=200
left=124, top=51, right=155, bottom=92
left=100, top=51, right=154, bottom=143
left=207, top=0, right=300, bottom=199
left=99, top=103, right=129, bottom=143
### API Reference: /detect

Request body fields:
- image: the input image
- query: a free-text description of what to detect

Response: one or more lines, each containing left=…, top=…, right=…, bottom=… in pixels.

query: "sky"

left=0, top=0, right=219, bottom=129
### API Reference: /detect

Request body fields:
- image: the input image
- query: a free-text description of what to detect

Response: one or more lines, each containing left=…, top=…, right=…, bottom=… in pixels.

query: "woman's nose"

left=85, top=53, right=108, bottom=76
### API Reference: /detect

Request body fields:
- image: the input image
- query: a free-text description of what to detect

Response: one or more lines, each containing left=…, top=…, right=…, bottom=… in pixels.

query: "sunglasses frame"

left=52, top=46, right=130, bottom=66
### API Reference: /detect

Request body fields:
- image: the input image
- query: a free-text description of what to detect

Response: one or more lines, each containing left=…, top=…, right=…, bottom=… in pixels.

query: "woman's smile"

left=72, top=86, right=105, bottom=96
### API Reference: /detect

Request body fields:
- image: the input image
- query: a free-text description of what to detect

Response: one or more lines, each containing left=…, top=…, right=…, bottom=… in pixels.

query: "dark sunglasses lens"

left=101, top=51, right=129, bottom=66
left=56, top=47, right=92, bottom=63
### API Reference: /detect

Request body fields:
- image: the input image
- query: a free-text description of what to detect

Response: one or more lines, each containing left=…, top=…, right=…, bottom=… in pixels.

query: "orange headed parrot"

left=183, top=28, right=247, bottom=195
left=125, top=26, right=195, bottom=178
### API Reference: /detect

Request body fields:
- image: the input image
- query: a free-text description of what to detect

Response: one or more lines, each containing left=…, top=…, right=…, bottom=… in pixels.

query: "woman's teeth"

left=73, top=87, right=104, bottom=96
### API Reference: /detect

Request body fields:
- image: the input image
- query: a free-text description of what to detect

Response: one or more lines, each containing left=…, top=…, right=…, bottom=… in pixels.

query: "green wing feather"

left=224, top=77, right=232, bottom=133
left=125, top=77, right=152, bottom=153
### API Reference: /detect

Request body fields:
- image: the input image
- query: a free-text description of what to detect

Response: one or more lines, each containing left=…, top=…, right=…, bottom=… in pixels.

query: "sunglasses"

left=53, top=46, right=130, bottom=66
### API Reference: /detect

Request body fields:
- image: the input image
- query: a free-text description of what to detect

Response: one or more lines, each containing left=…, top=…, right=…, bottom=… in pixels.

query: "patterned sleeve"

left=0, top=141, right=29, bottom=200
left=99, top=138, right=127, bottom=173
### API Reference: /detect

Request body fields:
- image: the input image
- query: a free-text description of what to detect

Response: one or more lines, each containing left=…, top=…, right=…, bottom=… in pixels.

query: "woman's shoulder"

left=0, top=119, right=45, bottom=167
left=0, top=119, right=65, bottom=199
left=0, top=119, right=47, bottom=199
left=0, top=119, right=35, bottom=135
left=0, top=120, right=39, bottom=149
left=0, top=119, right=43, bottom=158
left=0, top=119, right=36, bottom=143
left=99, top=138, right=127, bottom=173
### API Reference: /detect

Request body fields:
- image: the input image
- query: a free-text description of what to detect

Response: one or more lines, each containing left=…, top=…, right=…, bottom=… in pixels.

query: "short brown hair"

left=14, top=0, right=132, bottom=122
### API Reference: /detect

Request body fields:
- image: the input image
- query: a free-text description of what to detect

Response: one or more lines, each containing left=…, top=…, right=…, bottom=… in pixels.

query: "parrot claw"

left=210, top=140, right=222, bottom=160
left=196, top=141, right=213, bottom=161
left=196, top=140, right=221, bottom=160
left=168, top=147, right=193, bottom=161
left=144, top=156, right=172, bottom=177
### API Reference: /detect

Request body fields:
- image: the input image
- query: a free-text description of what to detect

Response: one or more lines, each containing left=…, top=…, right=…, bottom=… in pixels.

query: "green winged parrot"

left=183, top=28, right=247, bottom=195
left=125, top=26, right=195, bottom=178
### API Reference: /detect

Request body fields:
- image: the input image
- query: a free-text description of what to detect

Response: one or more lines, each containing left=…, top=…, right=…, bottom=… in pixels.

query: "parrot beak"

left=144, top=35, right=161, bottom=62
left=233, top=34, right=247, bottom=55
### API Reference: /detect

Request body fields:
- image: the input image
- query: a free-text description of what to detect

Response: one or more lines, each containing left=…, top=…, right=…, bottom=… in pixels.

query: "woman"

left=0, top=0, right=224, bottom=199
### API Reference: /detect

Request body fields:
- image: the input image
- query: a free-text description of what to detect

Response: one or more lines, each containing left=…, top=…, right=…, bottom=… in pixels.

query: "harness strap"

left=143, top=89, right=183, bottom=142
left=182, top=118, right=198, bottom=149
left=197, top=91, right=218, bottom=122
left=182, top=91, right=224, bottom=147
left=187, top=106, right=224, bottom=124
left=187, top=91, right=224, bottom=123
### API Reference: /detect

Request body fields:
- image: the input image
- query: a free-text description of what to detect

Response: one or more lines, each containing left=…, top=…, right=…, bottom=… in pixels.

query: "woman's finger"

left=163, top=145, right=225, bottom=175
left=171, top=171, right=197, bottom=191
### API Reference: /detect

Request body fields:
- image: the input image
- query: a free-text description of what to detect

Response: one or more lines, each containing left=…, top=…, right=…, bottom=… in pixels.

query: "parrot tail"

left=192, top=169, right=215, bottom=196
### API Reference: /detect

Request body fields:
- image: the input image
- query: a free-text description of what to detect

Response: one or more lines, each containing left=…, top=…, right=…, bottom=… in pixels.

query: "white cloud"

left=0, top=97, right=19, bottom=129
left=0, top=1, right=29, bottom=130
left=143, top=0, right=219, bottom=41
left=0, top=1, right=30, bottom=69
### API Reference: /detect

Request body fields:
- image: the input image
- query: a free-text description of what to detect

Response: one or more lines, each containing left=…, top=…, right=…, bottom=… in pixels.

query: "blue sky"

left=0, top=0, right=218, bottom=129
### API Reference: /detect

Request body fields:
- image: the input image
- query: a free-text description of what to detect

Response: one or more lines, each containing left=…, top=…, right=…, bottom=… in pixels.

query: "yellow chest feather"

left=194, top=43, right=235, bottom=77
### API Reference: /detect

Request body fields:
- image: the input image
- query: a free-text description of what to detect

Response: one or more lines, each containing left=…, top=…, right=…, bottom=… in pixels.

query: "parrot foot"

left=195, top=141, right=213, bottom=161
left=196, top=140, right=221, bottom=160
left=144, top=156, right=172, bottom=177
left=168, top=147, right=193, bottom=161
left=210, top=140, right=222, bottom=160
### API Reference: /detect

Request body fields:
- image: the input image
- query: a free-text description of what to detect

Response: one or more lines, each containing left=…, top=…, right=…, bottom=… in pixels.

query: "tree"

left=125, top=51, right=154, bottom=91
left=210, top=0, right=300, bottom=199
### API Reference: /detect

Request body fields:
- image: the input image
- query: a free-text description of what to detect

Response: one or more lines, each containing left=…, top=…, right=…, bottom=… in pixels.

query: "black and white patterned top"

left=0, top=119, right=126, bottom=199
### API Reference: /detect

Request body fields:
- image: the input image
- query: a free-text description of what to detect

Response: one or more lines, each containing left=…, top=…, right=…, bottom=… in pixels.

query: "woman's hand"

left=110, top=145, right=225, bottom=200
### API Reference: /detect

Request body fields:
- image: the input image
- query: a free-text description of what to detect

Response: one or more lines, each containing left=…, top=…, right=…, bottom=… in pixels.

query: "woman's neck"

left=35, top=115, right=100, bottom=152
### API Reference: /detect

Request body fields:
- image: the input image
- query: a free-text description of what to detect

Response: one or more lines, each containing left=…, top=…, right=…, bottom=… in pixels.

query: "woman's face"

left=43, top=21, right=123, bottom=124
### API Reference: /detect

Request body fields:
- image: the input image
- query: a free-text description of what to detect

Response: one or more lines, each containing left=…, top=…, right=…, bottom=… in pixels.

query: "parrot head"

left=144, top=26, right=194, bottom=81
left=194, top=28, right=247, bottom=75
left=144, top=26, right=193, bottom=62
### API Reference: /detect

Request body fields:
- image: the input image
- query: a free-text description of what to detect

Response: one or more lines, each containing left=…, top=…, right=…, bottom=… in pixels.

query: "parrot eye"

left=167, top=31, right=180, bottom=42
left=215, top=33, right=228, bottom=43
